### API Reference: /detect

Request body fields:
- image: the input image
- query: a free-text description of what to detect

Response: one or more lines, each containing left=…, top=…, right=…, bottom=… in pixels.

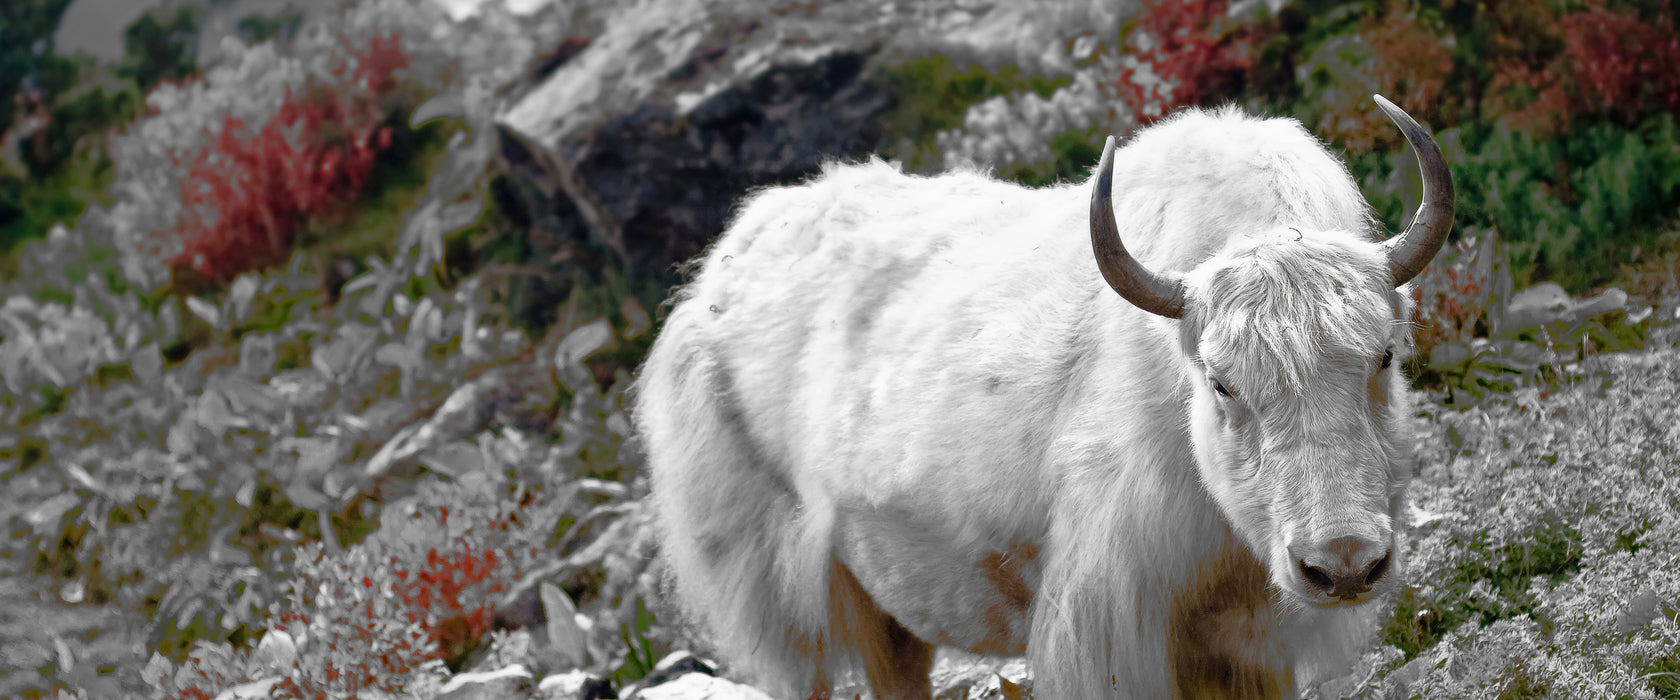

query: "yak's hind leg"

left=639, top=344, right=836, bottom=697
left=640, top=341, right=933, bottom=699
left=828, top=560, right=936, bottom=700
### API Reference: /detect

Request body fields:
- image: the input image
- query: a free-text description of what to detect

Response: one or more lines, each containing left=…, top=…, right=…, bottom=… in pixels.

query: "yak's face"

left=1177, top=229, right=1414, bottom=608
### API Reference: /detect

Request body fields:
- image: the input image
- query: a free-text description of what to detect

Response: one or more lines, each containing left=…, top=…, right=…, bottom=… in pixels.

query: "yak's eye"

left=1213, top=378, right=1233, bottom=398
left=1381, top=348, right=1394, bottom=369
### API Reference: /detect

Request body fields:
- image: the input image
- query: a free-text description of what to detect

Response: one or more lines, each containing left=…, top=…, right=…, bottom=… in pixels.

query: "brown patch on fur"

left=828, top=559, right=935, bottom=700
left=1168, top=542, right=1288, bottom=699
left=975, top=542, right=1039, bottom=655
left=1368, top=369, right=1389, bottom=413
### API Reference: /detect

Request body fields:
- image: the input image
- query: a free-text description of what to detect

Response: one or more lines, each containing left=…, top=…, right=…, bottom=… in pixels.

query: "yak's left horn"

left=1091, top=135, right=1187, bottom=319
left=1373, top=94, right=1456, bottom=287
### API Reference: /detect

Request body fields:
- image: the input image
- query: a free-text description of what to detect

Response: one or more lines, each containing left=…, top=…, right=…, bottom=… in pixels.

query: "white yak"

left=632, top=95, right=1454, bottom=699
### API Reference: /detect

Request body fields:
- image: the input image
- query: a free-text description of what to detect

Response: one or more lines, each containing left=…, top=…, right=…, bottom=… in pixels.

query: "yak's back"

left=675, top=106, right=1373, bottom=342
left=680, top=158, right=1082, bottom=320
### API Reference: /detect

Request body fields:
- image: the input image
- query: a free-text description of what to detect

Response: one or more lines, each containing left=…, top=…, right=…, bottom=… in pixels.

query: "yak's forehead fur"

left=1180, top=229, right=1403, bottom=398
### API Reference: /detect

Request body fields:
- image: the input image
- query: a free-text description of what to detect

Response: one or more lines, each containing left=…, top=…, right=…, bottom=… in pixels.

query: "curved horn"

left=1373, top=94, right=1456, bottom=287
left=1091, top=135, right=1187, bottom=319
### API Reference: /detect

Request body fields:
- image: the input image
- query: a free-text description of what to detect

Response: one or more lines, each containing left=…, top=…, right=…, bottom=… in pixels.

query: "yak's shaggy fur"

left=634, top=105, right=1421, bottom=699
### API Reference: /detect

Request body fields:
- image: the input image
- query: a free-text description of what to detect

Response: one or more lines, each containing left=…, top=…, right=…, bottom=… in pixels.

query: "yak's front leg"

left=828, top=559, right=935, bottom=700
left=1028, top=458, right=1231, bottom=699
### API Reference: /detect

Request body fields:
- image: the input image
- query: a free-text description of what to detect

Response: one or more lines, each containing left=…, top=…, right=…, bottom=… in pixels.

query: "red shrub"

left=1560, top=2, right=1680, bottom=122
left=1365, top=18, right=1454, bottom=116
left=1410, top=233, right=1496, bottom=360
left=1484, top=61, right=1572, bottom=138
left=397, top=542, right=509, bottom=655
left=168, top=35, right=408, bottom=285
left=1114, top=0, right=1257, bottom=123
left=1302, top=7, right=1454, bottom=153
left=373, top=503, right=522, bottom=661
left=1486, top=0, right=1680, bottom=136
left=242, top=503, right=524, bottom=697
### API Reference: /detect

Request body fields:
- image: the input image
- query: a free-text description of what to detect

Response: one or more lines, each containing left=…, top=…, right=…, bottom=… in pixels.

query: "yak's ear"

left=1176, top=295, right=1205, bottom=360
left=1391, top=286, right=1416, bottom=323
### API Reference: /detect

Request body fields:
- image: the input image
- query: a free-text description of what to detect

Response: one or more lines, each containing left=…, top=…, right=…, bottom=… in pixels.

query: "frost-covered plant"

left=934, top=70, right=1118, bottom=175
left=125, top=31, right=412, bottom=287
left=1482, top=0, right=1680, bottom=138
left=0, top=296, right=126, bottom=394
left=7, top=249, right=538, bottom=652
left=1294, top=6, right=1454, bottom=153
left=932, top=0, right=1267, bottom=180
left=136, top=447, right=649, bottom=698
left=272, top=476, right=561, bottom=680
left=1316, top=346, right=1680, bottom=698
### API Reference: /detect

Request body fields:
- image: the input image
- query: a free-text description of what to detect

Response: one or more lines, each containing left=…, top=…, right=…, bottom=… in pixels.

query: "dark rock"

left=497, top=0, right=901, bottom=289
left=583, top=677, right=620, bottom=700
left=493, top=584, right=548, bottom=632
left=540, top=669, right=620, bottom=700
left=581, top=49, right=890, bottom=278
left=493, top=0, right=1135, bottom=334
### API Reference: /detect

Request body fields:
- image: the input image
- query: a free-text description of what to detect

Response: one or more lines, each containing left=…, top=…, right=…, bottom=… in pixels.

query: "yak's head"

left=1090, top=96, right=1454, bottom=608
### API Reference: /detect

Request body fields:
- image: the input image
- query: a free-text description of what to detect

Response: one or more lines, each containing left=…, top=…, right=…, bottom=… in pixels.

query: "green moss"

left=235, top=8, right=304, bottom=44
left=293, top=121, right=453, bottom=266
left=609, top=597, right=670, bottom=688
left=7, top=437, right=48, bottom=472
left=1494, top=663, right=1551, bottom=700
left=274, top=340, right=305, bottom=372
left=877, top=55, right=1069, bottom=173
left=1383, top=520, right=1583, bottom=659
left=1644, top=653, right=1680, bottom=699
left=21, top=385, right=67, bottom=425
left=231, top=282, right=326, bottom=339
left=1000, top=125, right=1106, bottom=188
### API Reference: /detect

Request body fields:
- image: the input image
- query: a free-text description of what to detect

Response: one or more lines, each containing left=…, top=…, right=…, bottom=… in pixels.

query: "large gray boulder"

left=494, top=0, right=1127, bottom=285
left=497, top=0, right=897, bottom=282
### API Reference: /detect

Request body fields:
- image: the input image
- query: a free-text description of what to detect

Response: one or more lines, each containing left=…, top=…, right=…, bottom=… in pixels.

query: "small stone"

left=632, top=673, right=773, bottom=700
left=436, top=664, right=537, bottom=700
left=539, top=668, right=618, bottom=700
left=541, top=581, right=591, bottom=670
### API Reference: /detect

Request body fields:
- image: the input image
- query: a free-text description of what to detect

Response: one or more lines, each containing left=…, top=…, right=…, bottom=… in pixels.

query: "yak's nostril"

left=1298, top=549, right=1390, bottom=599
left=1292, top=536, right=1391, bottom=600
left=1363, top=550, right=1393, bottom=587
left=1298, top=559, right=1335, bottom=594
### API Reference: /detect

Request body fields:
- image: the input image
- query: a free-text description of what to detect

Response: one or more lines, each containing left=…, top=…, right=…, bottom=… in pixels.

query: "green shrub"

left=117, top=6, right=201, bottom=93
left=1352, top=114, right=1680, bottom=293
left=1, top=76, right=140, bottom=253
left=0, top=0, right=77, bottom=136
